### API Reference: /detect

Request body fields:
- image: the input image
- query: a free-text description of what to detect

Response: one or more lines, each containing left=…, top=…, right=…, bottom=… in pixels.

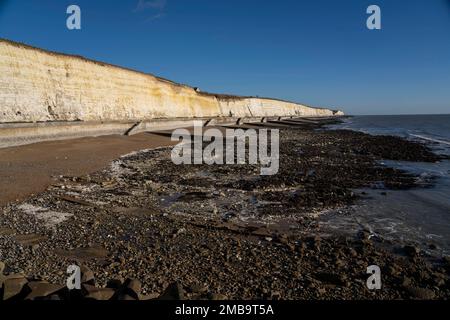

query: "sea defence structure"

left=0, top=39, right=343, bottom=148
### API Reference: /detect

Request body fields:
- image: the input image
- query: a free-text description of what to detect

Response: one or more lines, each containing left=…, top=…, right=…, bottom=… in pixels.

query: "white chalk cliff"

left=0, top=39, right=343, bottom=124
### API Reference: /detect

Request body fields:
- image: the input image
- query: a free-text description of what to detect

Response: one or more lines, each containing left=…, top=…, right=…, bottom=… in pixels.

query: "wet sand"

left=0, top=133, right=175, bottom=206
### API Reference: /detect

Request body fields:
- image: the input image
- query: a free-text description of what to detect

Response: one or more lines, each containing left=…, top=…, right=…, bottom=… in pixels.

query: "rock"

left=25, top=281, right=64, bottom=300
left=402, top=277, right=412, bottom=287
left=208, top=293, right=228, bottom=300
left=284, top=242, right=296, bottom=252
left=270, top=291, right=281, bottom=300
left=123, top=278, right=141, bottom=299
left=335, top=259, right=345, bottom=268
left=106, top=278, right=123, bottom=289
left=125, top=278, right=141, bottom=294
left=175, top=228, right=186, bottom=235
left=80, top=265, right=95, bottom=285
left=434, top=278, right=446, bottom=287
left=432, top=272, right=447, bottom=281
left=317, top=287, right=327, bottom=295
left=359, top=230, right=371, bottom=241
left=140, top=292, right=160, bottom=300
left=83, top=284, right=115, bottom=300
left=404, top=245, right=420, bottom=257
left=443, top=256, right=450, bottom=266
left=296, top=242, right=307, bottom=254
left=0, top=261, right=5, bottom=289
left=348, top=248, right=358, bottom=257
left=108, top=261, right=120, bottom=269
left=387, top=265, right=401, bottom=277
left=406, top=286, right=436, bottom=300
left=188, top=283, right=208, bottom=294
left=274, top=233, right=289, bottom=243
left=159, top=282, right=185, bottom=300
left=3, top=277, right=29, bottom=300
left=310, top=236, right=321, bottom=247
left=31, top=244, right=39, bottom=254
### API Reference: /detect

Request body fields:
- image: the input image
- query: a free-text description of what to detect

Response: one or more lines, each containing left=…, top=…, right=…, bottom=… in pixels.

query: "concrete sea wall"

left=0, top=39, right=343, bottom=147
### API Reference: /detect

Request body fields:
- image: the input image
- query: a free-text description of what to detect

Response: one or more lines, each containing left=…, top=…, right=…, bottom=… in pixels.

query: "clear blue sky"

left=1, top=0, right=449, bottom=115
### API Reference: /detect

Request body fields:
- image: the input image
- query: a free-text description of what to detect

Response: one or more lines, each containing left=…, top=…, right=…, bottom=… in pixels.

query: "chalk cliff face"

left=217, top=98, right=338, bottom=118
left=0, top=39, right=342, bottom=124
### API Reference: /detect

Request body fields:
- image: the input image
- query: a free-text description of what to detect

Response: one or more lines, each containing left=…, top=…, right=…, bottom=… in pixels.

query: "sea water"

left=322, top=114, right=450, bottom=256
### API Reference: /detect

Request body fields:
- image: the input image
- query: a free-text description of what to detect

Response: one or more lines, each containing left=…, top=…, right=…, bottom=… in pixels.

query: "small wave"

left=409, top=134, right=450, bottom=146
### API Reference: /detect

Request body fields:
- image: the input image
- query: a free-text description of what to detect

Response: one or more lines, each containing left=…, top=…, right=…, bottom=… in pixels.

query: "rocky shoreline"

left=0, top=262, right=191, bottom=300
left=1, top=119, right=450, bottom=300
